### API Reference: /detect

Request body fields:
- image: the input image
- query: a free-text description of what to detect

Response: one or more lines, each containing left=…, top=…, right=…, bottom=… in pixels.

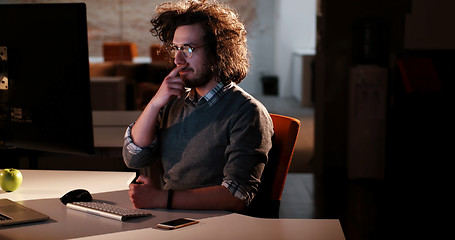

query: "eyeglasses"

left=167, top=44, right=205, bottom=59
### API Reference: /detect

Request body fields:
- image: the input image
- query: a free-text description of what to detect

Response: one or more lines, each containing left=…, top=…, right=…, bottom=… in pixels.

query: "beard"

left=180, top=66, right=214, bottom=88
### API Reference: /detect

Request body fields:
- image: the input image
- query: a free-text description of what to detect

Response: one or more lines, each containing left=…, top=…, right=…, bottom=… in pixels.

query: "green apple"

left=0, top=168, right=23, bottom=192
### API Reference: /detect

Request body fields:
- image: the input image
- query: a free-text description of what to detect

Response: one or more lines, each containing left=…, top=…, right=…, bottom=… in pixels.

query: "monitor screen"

left=0, top=3, right=94, bottom=155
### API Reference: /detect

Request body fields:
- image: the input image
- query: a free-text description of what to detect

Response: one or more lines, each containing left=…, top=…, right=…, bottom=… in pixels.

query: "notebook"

left=0, top=199, right=50, bottom=226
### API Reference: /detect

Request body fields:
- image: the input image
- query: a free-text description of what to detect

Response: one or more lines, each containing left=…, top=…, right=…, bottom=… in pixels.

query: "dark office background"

left=1, top=0, right=453, bottom=239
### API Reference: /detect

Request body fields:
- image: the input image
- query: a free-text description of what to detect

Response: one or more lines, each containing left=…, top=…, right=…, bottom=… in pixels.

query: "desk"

left=0, top=170, right=345, bottom=240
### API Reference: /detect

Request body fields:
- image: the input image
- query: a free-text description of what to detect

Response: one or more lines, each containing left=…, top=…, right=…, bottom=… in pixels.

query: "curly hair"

left=150, top=0, right=249, bottom=84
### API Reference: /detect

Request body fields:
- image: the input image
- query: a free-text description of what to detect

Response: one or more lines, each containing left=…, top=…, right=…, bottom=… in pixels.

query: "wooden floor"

left=280, top=173, right=315, bottom=219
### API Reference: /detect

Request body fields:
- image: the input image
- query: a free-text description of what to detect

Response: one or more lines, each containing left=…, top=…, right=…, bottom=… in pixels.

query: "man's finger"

left=167, top=63, right=189, bottom=78
left=136, top=175, right=151, bottom=184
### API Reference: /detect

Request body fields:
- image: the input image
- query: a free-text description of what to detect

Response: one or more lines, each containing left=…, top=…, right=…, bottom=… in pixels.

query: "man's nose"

left=174, top=50, right=186, bottom=65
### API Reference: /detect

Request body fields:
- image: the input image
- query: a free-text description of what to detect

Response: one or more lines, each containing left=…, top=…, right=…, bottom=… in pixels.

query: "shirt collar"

left=186, top=82, right=233, bottom=106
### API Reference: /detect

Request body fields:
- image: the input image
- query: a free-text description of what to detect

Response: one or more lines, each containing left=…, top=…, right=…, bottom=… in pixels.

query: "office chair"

left=245, top=113, right=300, bottom=218
left=103, top=41, right=138, bottom=62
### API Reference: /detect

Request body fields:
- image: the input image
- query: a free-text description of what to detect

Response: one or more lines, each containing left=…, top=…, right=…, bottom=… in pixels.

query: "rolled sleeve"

left=122, top=123, right=158, bottom=169
left=124, top=123, right=146, bottom=154
left=222, top=180, right=254, bottom=206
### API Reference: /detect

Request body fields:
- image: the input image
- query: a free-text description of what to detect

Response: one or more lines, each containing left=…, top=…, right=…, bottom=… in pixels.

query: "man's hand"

left=150, top=63, right=188, bottom=109
left=128, top=175, right=166, bottom=209
left=130, top=63, right=189, bottom=148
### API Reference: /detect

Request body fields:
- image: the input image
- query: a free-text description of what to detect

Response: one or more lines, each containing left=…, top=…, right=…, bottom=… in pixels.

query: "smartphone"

left=156, top=218, right=199, bottom=229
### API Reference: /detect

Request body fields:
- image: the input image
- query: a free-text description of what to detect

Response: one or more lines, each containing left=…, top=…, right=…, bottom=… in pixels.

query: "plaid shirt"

left=124, top=82, right=252, bottom=205
left=187, top=82, right=231, bottom=106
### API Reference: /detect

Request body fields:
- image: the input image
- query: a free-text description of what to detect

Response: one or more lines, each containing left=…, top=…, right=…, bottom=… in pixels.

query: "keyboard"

left=66, top=201, right=152, bottom=221
left=0, top=213, right=12, bottom=221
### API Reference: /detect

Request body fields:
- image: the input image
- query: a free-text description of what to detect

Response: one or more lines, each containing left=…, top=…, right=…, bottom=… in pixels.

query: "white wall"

left=239, top=0, right=276, bottom=95
left=274, top=0, right=316, bottom=98
left=242, top=0, right=316, bottom=98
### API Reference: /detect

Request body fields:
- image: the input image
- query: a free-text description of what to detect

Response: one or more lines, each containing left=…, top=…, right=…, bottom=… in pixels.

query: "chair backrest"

left=246, top=113, right=300, bottom=217
left=265, top=113, right=301, bottom=200
left=103, top=41, right=138, bottom=62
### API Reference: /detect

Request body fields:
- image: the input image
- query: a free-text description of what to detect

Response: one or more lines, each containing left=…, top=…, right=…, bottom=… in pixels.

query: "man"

left=123, top=0, right=273, bottom=213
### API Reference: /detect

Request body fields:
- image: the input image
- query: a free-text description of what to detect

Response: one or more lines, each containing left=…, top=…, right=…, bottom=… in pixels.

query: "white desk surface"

left=2, top=170, right=135, bottom=202
left=71, top=214, right=344, bottom=240
left=0, top=170, right=345, bottom=240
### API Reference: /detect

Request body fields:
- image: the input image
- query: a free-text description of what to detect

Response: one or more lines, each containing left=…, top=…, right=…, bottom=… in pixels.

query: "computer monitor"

left=0, top=3, right=94, bottom=156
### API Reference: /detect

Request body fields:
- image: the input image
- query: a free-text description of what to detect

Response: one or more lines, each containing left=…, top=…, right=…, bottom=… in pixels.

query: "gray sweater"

left=123, top=84, right=273, bottom=200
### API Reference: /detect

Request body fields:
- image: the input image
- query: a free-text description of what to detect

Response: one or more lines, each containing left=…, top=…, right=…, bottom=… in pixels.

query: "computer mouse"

left=60, top=189, right=93, bottom=205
